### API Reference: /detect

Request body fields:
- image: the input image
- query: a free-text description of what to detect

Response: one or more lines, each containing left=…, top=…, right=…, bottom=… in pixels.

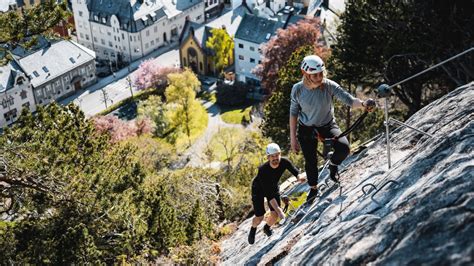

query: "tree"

left=0, top=0, right=70, bottom=48
left=133, top=59, right=180, bottom=93
left=0, top=103, right=154, bottom=262
left=137, top=95, right=172, bottom=138
left=254, top=18, right=325, bottom=94
left=330, top=0, right=474, bottom=117
left=260, top=45, right=314, bottom=149
left=92, top=115, right=152, bottom=143
left=165, top=69, right=201, bottom=146
left=206, top=28, right=234, bottom=75
left=186, top=200, right=207, bottom=245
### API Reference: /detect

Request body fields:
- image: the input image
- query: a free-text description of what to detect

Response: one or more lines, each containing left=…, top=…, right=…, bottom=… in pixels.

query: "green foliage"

left=215, top=81, right=249, bottom=106
left=0, top=104, right=201, bottom=263
left=330, top=0, right=473, bottom=117
left=186, top=200, right=210, bottom=245
left=0, top=0, right=70, bottom=47
left=137, top=95, right=171, bottom=138
left=165, top=69, right=203, bottom=146
left=206, top=28, right=234, bottom=74
left=260, top=45, right=314, bottom=149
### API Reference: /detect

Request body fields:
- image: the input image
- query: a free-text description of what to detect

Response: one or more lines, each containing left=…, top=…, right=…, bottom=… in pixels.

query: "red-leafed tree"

left=254, top=18, right=328, bottom=94
left=92, top=115, right=152, bottom=143
left=133, top=59, right=180, bottom=93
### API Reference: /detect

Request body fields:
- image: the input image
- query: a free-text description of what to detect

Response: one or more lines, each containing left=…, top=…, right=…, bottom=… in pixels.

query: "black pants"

left=297, top=121, right=350, bottom=187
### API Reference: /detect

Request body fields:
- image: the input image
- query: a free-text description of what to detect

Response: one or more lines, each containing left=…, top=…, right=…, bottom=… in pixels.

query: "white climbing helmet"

left=301, top=55, right=325, bottom=74
left=266, top=143, right=281, bottom=155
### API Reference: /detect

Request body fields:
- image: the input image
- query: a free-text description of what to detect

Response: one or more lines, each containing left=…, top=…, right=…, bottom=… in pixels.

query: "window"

left=151, top=40, right=155, bottom=45
left=85, top=34, right=89, bottom=40
left=107, top=31, right=111, bottom=36
left=250, top=46, right=255, bottom=51
left=4, top=109, right=17, bottom=121
left=33, top=71, right=39, bottom=77
left=122, top=33, right=125, bottom=40
left=109, top=41, right=113, bottom=47
left=238, top=43, right=243, bottom=48
left=250, top=58, right=255, bottom=63
left=196, top=15, right=201, bottom=20
left=79, top=33, right=84, bottom=39
left=20, top=90, right=28, bottom=99
left=2, top=96, right=14, bottom=109
left=42, top=66, right=49, bottom=73
left=93, top=36, right=98, bottom=42
left=239, top=55, right=244, bottom=60
left=16, top=77, right=24, bottom=85
left=101, top=39, right=105, bottom=45
left=146, top=30, right=150, bottom=36
left=154, top=26, right=158, bottom=33
left=69, top=57, right=76, bottom=64
left=199, top=62, right=203, bottom=71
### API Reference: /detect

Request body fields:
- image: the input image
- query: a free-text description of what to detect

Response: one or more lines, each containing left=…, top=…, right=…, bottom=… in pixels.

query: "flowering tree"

left=133, top=59, right=180, bottom=92
left=254, top=18, right=327, bottom=94
left=92, top=115, right=152, bottom=143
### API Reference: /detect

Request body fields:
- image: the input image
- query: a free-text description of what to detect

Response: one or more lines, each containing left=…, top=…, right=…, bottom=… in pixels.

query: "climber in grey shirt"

left=289, top=55, right=375, bottom=204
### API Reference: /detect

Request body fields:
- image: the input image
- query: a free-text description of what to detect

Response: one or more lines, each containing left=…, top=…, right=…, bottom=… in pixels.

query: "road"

left=60, top=45, right=179, bottom=117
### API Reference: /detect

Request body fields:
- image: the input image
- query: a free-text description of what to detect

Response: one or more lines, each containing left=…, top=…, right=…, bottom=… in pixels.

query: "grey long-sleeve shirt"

left=290, top=78, right=356, bottom=127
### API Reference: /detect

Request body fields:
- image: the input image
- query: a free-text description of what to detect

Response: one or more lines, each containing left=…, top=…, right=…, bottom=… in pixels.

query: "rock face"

left=220, top=82, right=474, bottom=265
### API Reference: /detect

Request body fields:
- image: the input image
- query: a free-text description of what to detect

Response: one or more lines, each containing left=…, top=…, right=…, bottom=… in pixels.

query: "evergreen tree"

left=186, top=200, right=206, bottom=245
left=0, top=0, right=70, bottom=48
left=260, top=45, right=314, bottom=149
left=331, top=0, right=473, bottom=117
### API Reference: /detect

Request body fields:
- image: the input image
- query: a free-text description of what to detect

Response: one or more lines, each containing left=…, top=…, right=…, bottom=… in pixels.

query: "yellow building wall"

left=180, top=36, right=208, bottom=76
left=179, top=33, right=235, bottom=76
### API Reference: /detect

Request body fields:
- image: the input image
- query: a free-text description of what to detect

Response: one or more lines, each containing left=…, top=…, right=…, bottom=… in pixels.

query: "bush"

left=215, top=81, right=249, bottom=106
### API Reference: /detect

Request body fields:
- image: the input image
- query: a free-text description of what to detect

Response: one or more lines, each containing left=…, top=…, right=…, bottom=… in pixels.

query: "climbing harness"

left=280, top=110, right=372, bottom=228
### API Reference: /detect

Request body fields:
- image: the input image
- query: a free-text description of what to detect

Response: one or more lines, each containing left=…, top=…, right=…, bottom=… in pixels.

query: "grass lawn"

left=220, top=104, right=252, bottom=124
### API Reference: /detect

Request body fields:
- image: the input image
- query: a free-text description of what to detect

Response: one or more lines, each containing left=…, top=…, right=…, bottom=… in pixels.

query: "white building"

left=231, top=0, right=286, bottom=18
left=0, top=62, right=36, bottom=128
left=204, top=0, right=221, bottom=19
left=72, top=0, right=205, bottom=64
left=11, top=39, right=97, bottom=105
left=234, top=12, right=302, bottom=90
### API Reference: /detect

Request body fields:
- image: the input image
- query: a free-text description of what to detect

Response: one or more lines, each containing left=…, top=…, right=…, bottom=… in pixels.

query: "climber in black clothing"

left=248, top=143, right=307, bottom=244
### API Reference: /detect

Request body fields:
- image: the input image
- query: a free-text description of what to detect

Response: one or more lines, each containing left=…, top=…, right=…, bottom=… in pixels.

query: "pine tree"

left=186, top=200, right=206, bottom=245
